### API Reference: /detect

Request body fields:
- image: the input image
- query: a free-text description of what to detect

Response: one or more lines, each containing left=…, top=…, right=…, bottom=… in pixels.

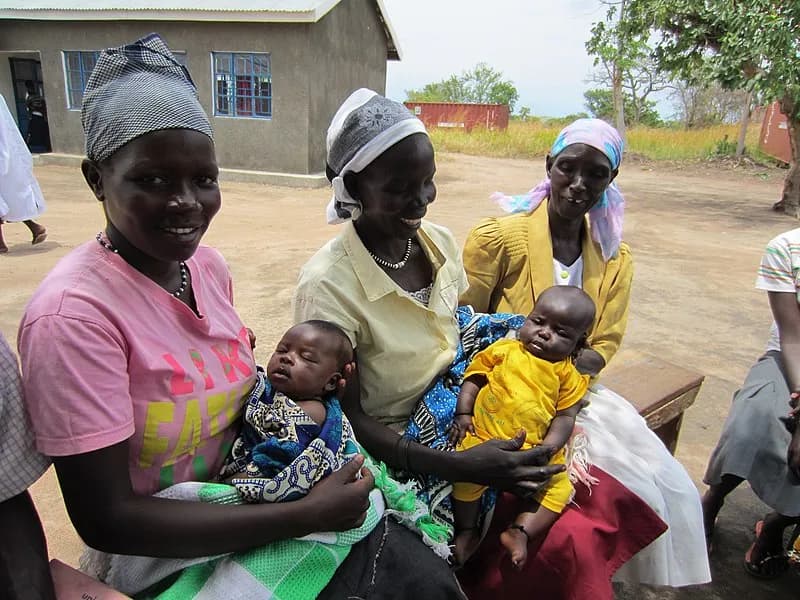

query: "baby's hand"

left=448, top=414, right=475, bottom=448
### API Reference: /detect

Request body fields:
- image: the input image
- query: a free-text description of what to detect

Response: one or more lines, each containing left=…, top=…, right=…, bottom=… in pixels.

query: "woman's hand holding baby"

left=575, top=348, right=605, bottom=376
left=458, top=430, right=562, bottom=496
left=304, top=454, right=374, bottom=532
left=335, top=361, right=358, bottom=401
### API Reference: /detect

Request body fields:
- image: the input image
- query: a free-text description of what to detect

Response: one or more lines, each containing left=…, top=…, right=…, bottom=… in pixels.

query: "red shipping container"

left=759, top=101, right=792, bottom=164
left=404, top=102, right=509, bottom=132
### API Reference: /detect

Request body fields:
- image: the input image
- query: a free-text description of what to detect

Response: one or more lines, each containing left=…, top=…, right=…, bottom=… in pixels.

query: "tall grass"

left=429, top=120, right=763, bottom=161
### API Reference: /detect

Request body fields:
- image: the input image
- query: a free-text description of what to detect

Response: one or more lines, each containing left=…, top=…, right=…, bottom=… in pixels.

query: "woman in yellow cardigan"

left=460, top=195, right=631, bottom=374
left=459, top=119, right=710, bottom=594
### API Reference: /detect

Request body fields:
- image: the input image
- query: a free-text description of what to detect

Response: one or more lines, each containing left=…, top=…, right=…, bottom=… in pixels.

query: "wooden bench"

left=599, top=356, right=705, bottom=455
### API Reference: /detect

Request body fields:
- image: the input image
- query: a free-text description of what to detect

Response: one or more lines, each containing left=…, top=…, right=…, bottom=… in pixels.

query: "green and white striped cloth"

left=80, top=454, right=450, bottom=600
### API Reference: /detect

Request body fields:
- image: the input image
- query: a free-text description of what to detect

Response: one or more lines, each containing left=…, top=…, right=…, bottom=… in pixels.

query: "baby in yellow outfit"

left=449, top=285, right=595, bottom=569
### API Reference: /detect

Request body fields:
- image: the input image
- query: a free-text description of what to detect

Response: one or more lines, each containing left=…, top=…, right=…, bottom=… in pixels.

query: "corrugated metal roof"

left=0, top=0, right=400, bottom=59
left=0, top=1, right=328, bottom=11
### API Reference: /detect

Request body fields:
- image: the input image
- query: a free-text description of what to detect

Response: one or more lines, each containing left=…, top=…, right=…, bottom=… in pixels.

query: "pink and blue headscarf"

left=492, top=118, right=625, bottom=261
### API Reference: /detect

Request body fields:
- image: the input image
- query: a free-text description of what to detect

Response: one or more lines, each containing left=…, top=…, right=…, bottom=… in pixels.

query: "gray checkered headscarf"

left=81, top=33, right=213, bottom=162
left=326, top=88, right=427, bottom=224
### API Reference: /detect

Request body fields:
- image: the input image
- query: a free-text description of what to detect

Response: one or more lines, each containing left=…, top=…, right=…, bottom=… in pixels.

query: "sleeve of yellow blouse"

left=460, top=218, right=507, bottom=312
left=557, top=363, right=590, bottom=411
left=590, top=243, right=633, bottom=366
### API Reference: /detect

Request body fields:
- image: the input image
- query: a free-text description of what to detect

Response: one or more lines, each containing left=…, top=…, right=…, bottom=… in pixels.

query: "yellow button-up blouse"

left=293, top=220, right=468, bottom=432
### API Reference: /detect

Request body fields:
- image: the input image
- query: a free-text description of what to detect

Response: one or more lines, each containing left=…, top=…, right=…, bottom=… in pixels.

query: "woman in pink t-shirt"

left=16, top=34, right=461, bottom=599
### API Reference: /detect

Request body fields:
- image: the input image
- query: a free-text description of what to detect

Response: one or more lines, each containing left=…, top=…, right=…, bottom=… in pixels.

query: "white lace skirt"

left=577, top=384, right=711, bottom=587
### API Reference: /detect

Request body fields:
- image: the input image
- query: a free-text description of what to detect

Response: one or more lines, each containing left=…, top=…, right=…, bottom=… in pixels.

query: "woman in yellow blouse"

left=460, top=119, right=710, bottom=592
left=461, top=188, right=631, bottom=373
left=294, top=89, right=562, bottom=597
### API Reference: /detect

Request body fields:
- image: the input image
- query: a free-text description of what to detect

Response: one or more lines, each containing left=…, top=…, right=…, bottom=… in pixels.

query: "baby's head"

left=518, top=286, right=596, bottom=362
left=266, top=320, right=354, bottom=400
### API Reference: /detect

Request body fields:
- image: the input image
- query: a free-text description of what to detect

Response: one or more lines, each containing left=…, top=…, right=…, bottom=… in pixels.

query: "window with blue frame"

left=212, top=52, right=272, bottom=119
left=64, top=49, right=187, bottom=110
left=63, top=51, right=100, bottom=109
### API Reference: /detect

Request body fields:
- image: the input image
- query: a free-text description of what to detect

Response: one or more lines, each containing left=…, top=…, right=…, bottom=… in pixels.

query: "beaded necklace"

left=96, top=232, right=189, bottom=298
left=368, top=238, right=412, bottom=270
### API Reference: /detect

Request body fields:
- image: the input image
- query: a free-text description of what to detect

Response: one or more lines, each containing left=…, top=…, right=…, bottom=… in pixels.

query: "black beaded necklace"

left=368, top=238, right=412, bottom=270
left=96, top=232, right=189, bottom=298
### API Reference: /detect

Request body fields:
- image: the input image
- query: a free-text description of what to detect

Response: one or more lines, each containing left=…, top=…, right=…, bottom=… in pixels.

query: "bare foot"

left=500, top=525, right=529, bottom=570
left=452, top=529, right=482, bottom=567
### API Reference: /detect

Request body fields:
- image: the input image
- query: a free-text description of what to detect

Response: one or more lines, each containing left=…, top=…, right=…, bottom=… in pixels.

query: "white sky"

left=382, top=0, right=615, bottom=117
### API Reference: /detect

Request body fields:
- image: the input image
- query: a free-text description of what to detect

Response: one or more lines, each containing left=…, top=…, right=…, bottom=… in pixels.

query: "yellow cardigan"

left=460, top=200, right=633, bottom=366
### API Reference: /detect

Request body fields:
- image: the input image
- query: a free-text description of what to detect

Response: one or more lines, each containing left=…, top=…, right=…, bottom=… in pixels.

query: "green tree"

left=586, top=0, right=652, bottom=138
left=405, top=75, right=465, bottom=104
left=406, top=63, right=520, bottom=112
left=584, top=88, right=661, bottom=127
left=628, top=0, right=800, bottom=214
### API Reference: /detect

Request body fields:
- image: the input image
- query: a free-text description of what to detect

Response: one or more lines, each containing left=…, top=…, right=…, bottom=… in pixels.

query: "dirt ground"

left=2, top=154, right=799, bottom=598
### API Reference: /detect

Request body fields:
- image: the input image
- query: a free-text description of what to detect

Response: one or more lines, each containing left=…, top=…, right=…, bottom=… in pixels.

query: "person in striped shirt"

left=703, top=227, right=800, bottom=579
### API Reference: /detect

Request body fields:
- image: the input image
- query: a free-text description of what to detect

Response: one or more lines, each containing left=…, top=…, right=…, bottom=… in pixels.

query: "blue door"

left=9, top=58, right=47, bottom=148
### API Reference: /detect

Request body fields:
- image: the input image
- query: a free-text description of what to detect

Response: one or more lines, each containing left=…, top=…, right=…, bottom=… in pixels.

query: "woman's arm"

left=54, top=441, right=373, bottom=557
left=768, top=291, right=800, bottom=477
left=0, top=491, right=55, bottom=600
left=789, top=428, right=800, bottom=479
left=769, top=290, right=800, bottom=392
left=588, top=244, right=633, bottom=370
left=341, top=367, right=562, bottom=493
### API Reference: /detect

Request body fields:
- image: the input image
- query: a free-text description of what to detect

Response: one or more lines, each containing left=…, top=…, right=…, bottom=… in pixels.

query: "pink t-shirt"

left=19, top=242, right=256, bottom=495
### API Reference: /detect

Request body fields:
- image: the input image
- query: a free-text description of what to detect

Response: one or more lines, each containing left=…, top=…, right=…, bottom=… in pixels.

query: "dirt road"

left=1, top=154, right=797, bottom=596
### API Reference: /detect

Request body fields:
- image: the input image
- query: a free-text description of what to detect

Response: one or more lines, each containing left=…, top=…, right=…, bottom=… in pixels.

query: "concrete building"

left=0, top=1, right=400, bottom=183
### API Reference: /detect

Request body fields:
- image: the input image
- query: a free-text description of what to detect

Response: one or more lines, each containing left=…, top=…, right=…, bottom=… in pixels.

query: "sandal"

left=788, top=525, right=800, bottom=568
left=743, top=520, right=789, bottom=579
left=32, top=230, right=47, bottom=245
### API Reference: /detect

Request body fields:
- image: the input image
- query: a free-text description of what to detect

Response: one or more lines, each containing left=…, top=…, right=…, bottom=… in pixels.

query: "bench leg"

left=652, top=413, right=684, bottom=456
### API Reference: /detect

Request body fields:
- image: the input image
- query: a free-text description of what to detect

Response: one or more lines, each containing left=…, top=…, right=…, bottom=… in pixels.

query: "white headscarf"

left=325, top=88, right=427, bottom=224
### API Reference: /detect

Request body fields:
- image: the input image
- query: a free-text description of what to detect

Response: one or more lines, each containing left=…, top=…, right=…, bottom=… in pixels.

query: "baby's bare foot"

left=500, top=525, right=529, bottom=570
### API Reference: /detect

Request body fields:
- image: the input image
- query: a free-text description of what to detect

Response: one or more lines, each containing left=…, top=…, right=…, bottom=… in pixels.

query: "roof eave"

left=0, top=9, right=319, bottom=23
left=0, top=0, right=402, bottom=60
left=375, top=0, right=401, bottom=61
